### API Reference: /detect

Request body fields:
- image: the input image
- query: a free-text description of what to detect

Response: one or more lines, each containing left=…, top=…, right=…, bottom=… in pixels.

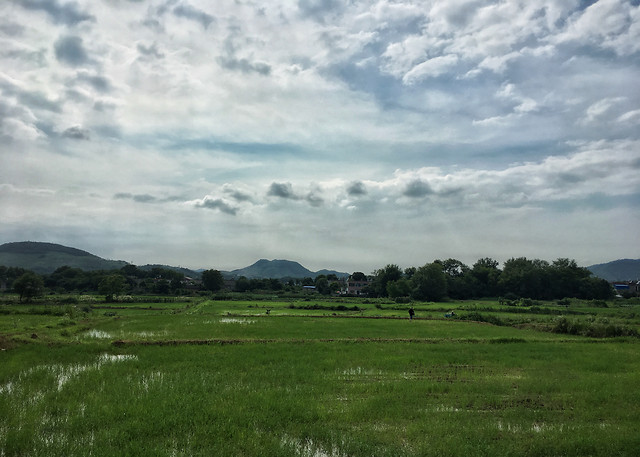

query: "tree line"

left=0, top=264, right=341, bottom=302
left=0, top=264, right=192, bottom=302
left=364, top=257, right=613, bottom=301
left=1, top=256, right=614, bottom=302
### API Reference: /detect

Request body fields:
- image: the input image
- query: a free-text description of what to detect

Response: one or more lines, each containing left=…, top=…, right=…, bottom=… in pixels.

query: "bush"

left=394, top=297, right=411, bottom=304
left=519, top=298, right=541, bottom=307
left=457, top=312, right=505, bottom=326
left=553, top=317, right=638, bottom=338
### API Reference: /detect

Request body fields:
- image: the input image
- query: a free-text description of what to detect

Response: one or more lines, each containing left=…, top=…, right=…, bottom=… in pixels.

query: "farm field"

left=1, top=297, right=639, bottom=456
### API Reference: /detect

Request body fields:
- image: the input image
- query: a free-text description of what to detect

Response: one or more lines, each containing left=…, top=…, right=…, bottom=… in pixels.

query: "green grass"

left=1, top=296, right=639, bottom=456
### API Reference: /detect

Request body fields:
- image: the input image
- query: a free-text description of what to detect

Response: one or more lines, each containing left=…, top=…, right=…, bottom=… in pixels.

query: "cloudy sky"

left=1, top=0, right=639, bottom=273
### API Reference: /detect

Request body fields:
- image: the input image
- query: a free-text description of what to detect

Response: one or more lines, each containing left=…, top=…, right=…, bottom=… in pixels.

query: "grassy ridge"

left=1, top=297, right=639, bottom=456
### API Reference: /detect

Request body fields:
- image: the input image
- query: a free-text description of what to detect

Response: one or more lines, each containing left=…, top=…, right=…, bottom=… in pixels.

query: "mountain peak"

left=587, top=259, right=640, bottom=281
left=225, top=259, right=347, bottom=279
left=0, top=241, right=128, bottom=274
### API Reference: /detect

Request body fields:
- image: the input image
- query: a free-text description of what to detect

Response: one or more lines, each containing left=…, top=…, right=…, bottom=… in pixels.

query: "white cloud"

left=1, top=0, right=638, bottom=272
left=402, top=54, right=458, bottom=84
left=558, top=0, right=640, bottom=55
left=582, top=97, right=626, bottom=124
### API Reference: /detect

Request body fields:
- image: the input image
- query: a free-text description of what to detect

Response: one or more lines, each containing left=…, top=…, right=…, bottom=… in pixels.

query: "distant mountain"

left=224, top=259, right=349, bottom=279
left=0, top=241, right=128, bottom=274
left=587, top=259, right=640, bottom=282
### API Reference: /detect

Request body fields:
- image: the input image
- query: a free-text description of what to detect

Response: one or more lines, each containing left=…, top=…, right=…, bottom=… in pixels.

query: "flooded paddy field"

left=1, top=297, right=639, bottom=456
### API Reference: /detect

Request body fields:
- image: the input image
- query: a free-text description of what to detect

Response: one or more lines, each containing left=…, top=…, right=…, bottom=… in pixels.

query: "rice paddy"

left=1, top=297, right=639, bottom=456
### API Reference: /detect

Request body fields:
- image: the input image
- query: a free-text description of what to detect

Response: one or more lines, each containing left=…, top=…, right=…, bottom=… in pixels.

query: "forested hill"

left=587, top=259, right=640, bottom=282
left=224, top=259, right=349, bottom=279
left=0, top=242, right=128, bottom=274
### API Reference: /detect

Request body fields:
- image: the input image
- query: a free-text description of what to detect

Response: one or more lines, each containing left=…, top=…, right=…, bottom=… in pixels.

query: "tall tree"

left=470, top=258, right=501, bottom=298
left=202, top=269, right=224, bottom=292
left=499, top=258, right=550, bottom=299
left=13, top=272, right=44, bottom=302
left=351, top=272, right=367, bottom=281
left=437, top=259, right=473, bottom=299
left=98, top=274, right=126, bottom=302
left=387, top=278, right=412, bottom=298
left=370, top=264, right=403, bottom=297
left=411, top=263, right=447, bottom=301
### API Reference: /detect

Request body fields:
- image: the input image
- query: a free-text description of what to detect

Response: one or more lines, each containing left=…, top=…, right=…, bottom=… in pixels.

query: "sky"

left=1, top=0, right=639, bottom=274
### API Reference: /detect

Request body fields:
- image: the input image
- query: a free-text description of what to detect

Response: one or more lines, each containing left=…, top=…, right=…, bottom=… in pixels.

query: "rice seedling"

left=1, top=298, right=639, bottom=456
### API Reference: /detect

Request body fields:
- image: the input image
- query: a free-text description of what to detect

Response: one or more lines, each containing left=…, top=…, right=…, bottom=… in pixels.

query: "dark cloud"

left=114, top=193, right=186, bottom=204
left=54, top=35, right=89, bottom=66
left=19, top=90, right=61, bottom=113
left=172, top=3, right=215, bottom=29
left=92, top=124, right=122, bottom=139
left=217, top=56, right=271, bottom=76
left=298, top=0, right=343, bottom=22
left=19, top=0, right=95, bottom=26
left=62, top=125, right=89, bottom=140
left=195, top=197, right=238, bottom=215
left=141, top=17, right=163, bottom=32
left=0, top=77, right=61, bottom=112
left=306, top=192, right=324, bottom=207
left=114, top=193, right=156, bottom=203
left=403, top=180, right=433, bottom=198
left=132, top=194, right=157, bottom=203
left=0, top=20, right=25, bottom=36
left=223, top=187, right=253, bottom=202
left=137, top=42, right=164, bottom=59
left=267, top=182, right=298, bottom=199
left=157, top=135, right=299, bottom=155
left=93, top=100, right=116, bottom=112
left=75, top=71, right=112, bottom=92
left=347, top=181, right=367, bottom=196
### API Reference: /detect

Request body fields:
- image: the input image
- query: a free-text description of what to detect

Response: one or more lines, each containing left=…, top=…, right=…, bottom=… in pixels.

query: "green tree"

left=387, top=278, right=412, bottom=298
left=98, top=274, right=126, bottom=302
left=13, top=272, right=45, bottom=302
left=548, top=258, right=591, bottom=299
left=437, top=259, right=473, bottom=299
left=234, top=276, right=251, bottom=292
left=202, top=269, right=224, bottom=292
left=578, top=276, right=614, bottom=300
left=351, top=272, right=367, bottom=281
left=470, top=258, right=501, bottom=298
left=315, top=276, right=331, bottom=295
left=404, top=267, right=416, bottom=280
left=370, top=264, right=402, bottom=297
left=411, top=263, right=447, bottom=301
left=499, top=258, right=550, bottom=300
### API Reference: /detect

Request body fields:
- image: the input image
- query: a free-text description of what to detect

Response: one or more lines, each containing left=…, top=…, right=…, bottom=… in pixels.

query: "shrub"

left=553, top=317, right=638, bottom=338
left=457, top=312, right=505, bottom=326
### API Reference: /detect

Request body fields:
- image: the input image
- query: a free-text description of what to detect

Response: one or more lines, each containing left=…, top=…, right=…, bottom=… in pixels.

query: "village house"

left=612, top=281, right=640, bottom=297
left=343, top=275, right=371, bottom=296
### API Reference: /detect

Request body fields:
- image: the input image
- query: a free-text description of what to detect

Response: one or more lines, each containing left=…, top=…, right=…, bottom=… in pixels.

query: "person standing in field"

left=408, top=306, right=415, bottom=320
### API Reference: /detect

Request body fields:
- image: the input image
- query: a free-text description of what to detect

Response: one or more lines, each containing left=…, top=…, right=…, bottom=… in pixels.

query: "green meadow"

left=1, top=297, right=639, bottom=456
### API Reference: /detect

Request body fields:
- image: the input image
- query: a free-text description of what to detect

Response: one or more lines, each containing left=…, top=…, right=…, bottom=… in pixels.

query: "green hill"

left=224, top=259, right=348, bottom=279
left=0, top=242, right=128, bottom=274
left=587, top=259, right=640, bottom=282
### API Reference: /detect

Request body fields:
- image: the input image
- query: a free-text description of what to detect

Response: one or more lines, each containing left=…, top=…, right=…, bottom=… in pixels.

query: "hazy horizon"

left=2, top=1, right=639, bottom=273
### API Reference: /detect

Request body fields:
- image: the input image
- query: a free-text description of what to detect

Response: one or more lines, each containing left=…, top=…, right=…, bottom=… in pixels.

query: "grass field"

left=1, top=296, right=639, bottom=456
